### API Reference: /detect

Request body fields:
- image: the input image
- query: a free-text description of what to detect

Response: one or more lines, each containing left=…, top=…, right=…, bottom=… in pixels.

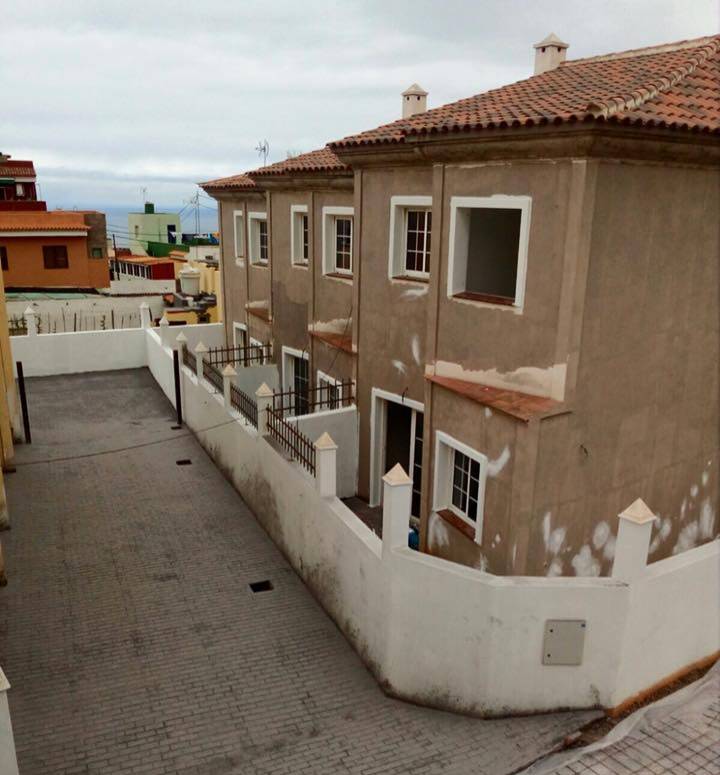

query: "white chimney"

left=533, top=33, right=569, bottom=75
left=402, top=84, right=428, bottom=119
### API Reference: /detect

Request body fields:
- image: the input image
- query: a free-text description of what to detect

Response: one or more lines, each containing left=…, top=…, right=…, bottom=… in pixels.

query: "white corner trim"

left=447, top=194, right=532, bottom=311
left=433, top=430, right=488, bottom=545
left=232, top=209, right=244, bottom=258
left=321, top=206, right=354, bottom=276
left=290, top=204, right=309, bottom=266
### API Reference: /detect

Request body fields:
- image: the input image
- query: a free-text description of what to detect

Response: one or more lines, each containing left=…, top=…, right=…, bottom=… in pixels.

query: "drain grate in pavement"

left=176, top=459, right=192, bottom=465
left=249, top=580, right=273, bottom=593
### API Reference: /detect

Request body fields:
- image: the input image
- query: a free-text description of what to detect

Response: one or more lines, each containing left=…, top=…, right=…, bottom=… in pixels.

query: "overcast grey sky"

left=3, top=0, right=717, bottom=209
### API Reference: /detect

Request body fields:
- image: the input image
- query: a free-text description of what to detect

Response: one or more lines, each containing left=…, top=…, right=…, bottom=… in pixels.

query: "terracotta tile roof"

left=250, top=147, right=349, bottom=177
left=0, top=211, right=88, bottom=232
left=200, top=173, right=257, bottom=191
left=0, top=160, right=36, bottom=178
left=331, top=35, right=720, bottom=149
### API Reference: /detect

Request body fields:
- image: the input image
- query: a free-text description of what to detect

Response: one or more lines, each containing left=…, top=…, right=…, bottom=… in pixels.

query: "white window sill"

left=390, top=274, right=429, bottom=286
left=449, top=292, right=523, bottom=314
left=292, top=261, right=310, bottom=270
left=324, top=271, right=353, bottom=284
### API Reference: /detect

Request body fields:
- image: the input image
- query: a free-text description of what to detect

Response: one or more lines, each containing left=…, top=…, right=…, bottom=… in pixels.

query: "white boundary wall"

left=142, top=328, right=719, bottom=715
left=10, top=325, right=719, bottom=716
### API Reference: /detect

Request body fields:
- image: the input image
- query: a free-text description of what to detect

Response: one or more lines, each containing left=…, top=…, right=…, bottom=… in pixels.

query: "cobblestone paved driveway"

left=1, top=369, right=595, bottom=775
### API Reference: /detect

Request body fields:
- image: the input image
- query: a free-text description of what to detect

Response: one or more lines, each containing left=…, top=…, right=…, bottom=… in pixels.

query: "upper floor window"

left=448, top=195, right=531, bottom=309
left=334, top=217, right=352, bottom=273
left=321, top=206, right=353, bottom=278
left=43, top=245, right=69, bottom=270
left=291, top=205, right=309, bottom=266
left=0, top=246, right=8, bottom=272
left=432, top=431, right=487, bottom=545
left=248, top=212, right=268, bottom=265
left=233, top=209, right=244, bottom=260
left=91, top=247, right=103, bottom=258
left=388, top=196, right=432, bottom=281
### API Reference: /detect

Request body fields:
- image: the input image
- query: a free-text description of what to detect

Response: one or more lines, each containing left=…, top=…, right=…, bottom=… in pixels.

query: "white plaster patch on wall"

left=490, top=533, right=501, bottom=549
left=428, top=512, right=450, bottom=549
left=511, top=542, right=517, bottom=567
left=592, top=521, right=610, bottom=550
left=548, top=527, right=566, bottom=556
left=690, top=484, right=699, bottom=498
left=602, top=534, right=616, bottom=561
left=400, top=286, right=428, bottom=299
left=474, top=554, right=488, bottom=572
left=571, top=545, right=601, bottom=577
left=681, top=498, right=688, bottom=520
left=542, top=512, right=552, bottom=548
left=487, top=445, right=510, bottom=478
left=391, top=359, right=407, bottom=376
left=673, top=521, right=699, bottom=555
left=702, top=470, right=709, bottom=487
left=699, top=498, right=715, bottom=540
left=649, top=517, right=673, bottom=555
left=546, top=559, right=563, bottom=577
left=484, top=407, right=492, bottom=419
left=433, top=359, right=568, bottom=401
left=410, top=335, right=421, bottom=366
left=311, top=317, right=352, bottom=335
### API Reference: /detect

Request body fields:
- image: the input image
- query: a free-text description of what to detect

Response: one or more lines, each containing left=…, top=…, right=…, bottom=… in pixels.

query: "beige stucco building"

left=203, top=34, right=719, bottom=577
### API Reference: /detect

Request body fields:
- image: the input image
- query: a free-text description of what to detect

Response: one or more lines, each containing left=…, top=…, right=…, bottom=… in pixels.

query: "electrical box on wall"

left=542, top=620, right=587, bottom=665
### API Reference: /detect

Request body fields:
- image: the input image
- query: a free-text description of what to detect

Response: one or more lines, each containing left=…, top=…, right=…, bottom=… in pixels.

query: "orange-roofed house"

left=0, top=210, right=110, bottom=289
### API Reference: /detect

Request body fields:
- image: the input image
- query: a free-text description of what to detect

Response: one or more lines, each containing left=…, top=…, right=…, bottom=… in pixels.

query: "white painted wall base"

left=12, top=325, right=720, bottom=717
left=0, top=670, right=19, bottom=775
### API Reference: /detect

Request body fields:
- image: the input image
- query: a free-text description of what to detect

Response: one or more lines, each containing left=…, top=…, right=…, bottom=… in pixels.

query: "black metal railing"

left=272, top=379, right=354, bottom=418
left=207, top=343, right=272, bottom=368
left=266, top=406, right=316, bottom=475
left=202, top=359, right=223, bottom=393
left=182, top=345, right=195, bottom=371
left=230, top=383, right=258, bottom=428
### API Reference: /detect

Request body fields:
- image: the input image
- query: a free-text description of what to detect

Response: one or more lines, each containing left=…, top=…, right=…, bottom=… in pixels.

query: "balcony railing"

left=202, top=359, right=223, bottom=393
left=266, top=406, right=316, bottom=475
left=207, top=343, right=272, bottom=368
left=230, top=383, right=258, bottom=428
left=272, top=379, right=354, bottom=419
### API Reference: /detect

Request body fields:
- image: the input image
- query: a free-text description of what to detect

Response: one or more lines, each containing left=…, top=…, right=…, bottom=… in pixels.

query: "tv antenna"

left=255, top=139, right=269, bottom=166
left=141, top=186, right=148, bottom=204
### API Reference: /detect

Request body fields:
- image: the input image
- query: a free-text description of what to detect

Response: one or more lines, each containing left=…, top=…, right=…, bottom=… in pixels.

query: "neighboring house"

left=128, top=203, right=181, bottom=255
left=0, top=211, right=110, bottom=290
left=0, top=159, right=44, bottom=211
left=202, top=34, right=719, bottom=577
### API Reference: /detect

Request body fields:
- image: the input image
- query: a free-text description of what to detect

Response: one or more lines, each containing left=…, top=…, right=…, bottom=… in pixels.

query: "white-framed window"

left=432, top=431, right=488, bottom=545
left=388, top=195, right=432, bottom=280
left=316, top=370, right=344, bottom=411
left=248, top=212, right=269, bottom=265
left=281, top=346, right=310, bottom=416
left=321, top=206, right=354, bottom=277
left=232, top=321, right=248, bottom=348
left=233, top=209, right=245, bottom=261
left=447, top=195, right=532, bottom=309
left=290, top=205, right=309, bottom=266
